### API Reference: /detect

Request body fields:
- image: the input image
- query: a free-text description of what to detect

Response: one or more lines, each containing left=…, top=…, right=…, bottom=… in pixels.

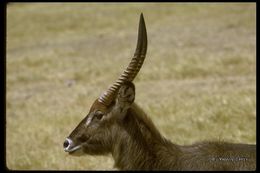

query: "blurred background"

left=6, top=3, right=256, bottom=170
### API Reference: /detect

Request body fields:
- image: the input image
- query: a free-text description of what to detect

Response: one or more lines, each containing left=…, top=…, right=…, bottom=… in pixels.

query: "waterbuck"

left=63, top=14, right=256, bottom=170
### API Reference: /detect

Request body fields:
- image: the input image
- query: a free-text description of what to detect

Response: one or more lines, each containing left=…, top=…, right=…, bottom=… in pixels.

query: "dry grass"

left=6, top=3, right=256, bottom=170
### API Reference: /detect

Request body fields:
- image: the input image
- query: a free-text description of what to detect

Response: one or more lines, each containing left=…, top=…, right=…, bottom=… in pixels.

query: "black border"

left=3, top=1, right=257, bottom=172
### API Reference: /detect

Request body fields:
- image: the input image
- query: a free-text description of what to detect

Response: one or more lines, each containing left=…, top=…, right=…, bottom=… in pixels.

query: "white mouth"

left=64, top=138, right=82, bottom=153
left=65, top=145, right=82, bottom=153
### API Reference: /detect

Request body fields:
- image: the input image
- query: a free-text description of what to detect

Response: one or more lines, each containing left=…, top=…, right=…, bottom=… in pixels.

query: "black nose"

left=63, top=139, right=69, bottom=148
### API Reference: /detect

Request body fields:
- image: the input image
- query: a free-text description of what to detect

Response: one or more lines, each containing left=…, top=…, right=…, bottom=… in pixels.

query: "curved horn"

left=98, top=13, right=147, bottom=106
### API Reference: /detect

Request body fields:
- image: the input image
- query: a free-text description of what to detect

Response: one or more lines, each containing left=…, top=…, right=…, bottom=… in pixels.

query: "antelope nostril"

left=63, top=139, right=70, bottom=148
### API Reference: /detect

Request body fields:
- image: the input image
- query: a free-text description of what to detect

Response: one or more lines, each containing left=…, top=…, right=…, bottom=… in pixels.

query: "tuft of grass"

left=7, top=3, right=255, bottom=170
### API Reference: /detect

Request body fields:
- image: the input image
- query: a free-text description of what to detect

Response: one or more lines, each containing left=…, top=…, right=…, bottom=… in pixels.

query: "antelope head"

left=63, top=14, right=147, bottom=156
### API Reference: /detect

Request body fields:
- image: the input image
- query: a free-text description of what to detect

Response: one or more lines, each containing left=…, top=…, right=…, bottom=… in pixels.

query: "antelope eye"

left=95, top=111, right=104, bottom=120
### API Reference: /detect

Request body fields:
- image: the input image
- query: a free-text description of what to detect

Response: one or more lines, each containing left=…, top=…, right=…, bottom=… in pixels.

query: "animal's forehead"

left=89, top=99, right=108, bottom=113
left=84, top=112, right=93, bottom=125
left=86, top=111, right=94, bottom=118
left=89, top=98, right=116, bottom=115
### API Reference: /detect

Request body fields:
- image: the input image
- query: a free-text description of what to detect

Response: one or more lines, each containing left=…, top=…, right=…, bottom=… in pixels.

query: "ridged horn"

left=98, top=13, right=147, bottom=106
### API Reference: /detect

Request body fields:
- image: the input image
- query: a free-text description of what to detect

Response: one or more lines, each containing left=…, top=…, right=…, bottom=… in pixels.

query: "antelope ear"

left=117, top=81, right=135, bottom=106
left=109, top=82, right=135, bottom=119
left=112, top=81, right=135, bottom=116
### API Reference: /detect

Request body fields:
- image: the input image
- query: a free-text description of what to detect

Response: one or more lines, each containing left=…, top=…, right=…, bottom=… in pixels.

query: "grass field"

left=6, top=3, right=256, bottom=170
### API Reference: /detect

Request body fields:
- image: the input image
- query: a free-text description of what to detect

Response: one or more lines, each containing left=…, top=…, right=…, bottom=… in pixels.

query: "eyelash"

left=94, top=111, right=104, bottom=120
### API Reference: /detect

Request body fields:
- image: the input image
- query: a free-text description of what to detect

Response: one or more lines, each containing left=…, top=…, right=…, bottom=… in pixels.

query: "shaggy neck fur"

left=110, top=103, right=256, bottom=170
left=111, top=103, right=180, bottom=170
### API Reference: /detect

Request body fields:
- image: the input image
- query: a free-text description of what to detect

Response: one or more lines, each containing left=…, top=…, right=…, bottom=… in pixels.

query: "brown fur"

left=110, top=103, right=256, bottom=170
left=65, top=82, right=256, bottom=170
